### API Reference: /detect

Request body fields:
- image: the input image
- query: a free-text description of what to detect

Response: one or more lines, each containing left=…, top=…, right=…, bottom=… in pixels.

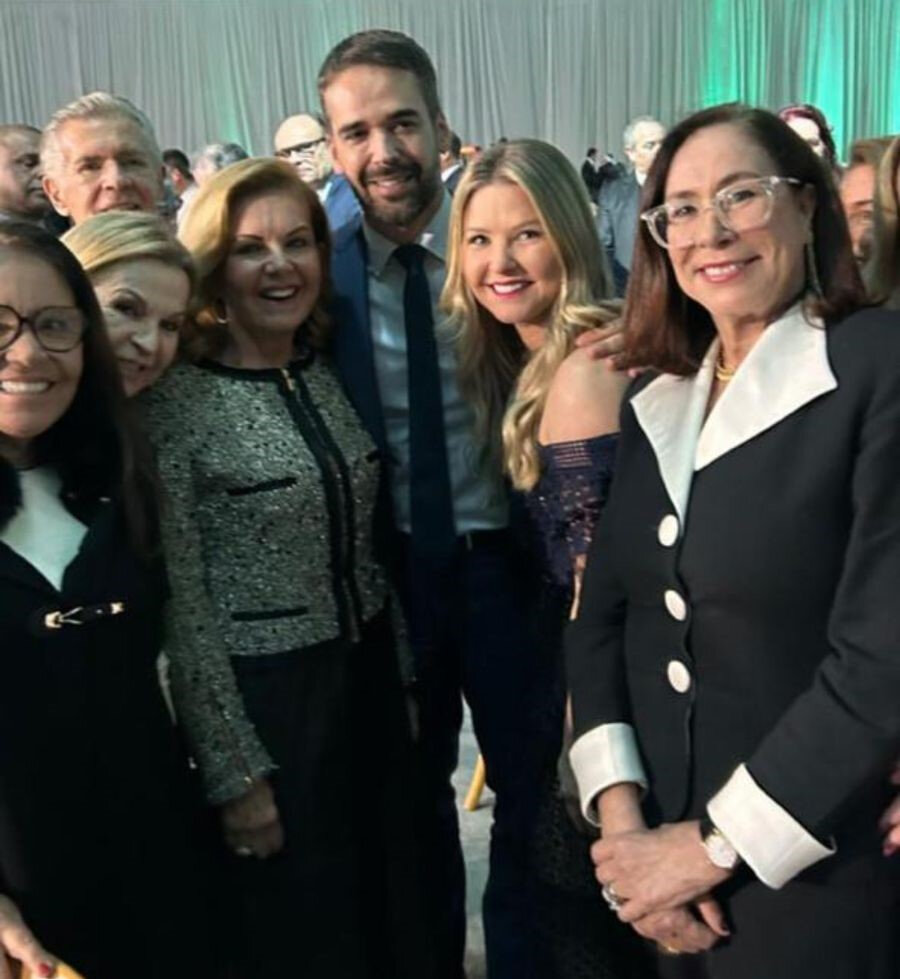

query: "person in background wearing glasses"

left=273, top=112, right=360, bottom=232
left=0, top=223, right=218, bottom=979
left=597, top=115, right=666, bottom=296
left=566, top=104, right=900, bottom=977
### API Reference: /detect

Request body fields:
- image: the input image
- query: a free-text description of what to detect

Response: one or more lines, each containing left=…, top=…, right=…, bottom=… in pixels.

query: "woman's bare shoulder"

left=540, top=348, right=630, bottom=444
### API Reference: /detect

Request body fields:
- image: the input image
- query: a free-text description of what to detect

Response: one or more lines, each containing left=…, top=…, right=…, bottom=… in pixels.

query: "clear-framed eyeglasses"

left=0, top=305, right=86, bottom=353
left=640, top=175, right=804, bottom=249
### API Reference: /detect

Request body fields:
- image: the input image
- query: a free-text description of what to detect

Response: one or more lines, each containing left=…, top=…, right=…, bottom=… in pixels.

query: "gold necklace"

left=715, top=351, right=736, bottom=383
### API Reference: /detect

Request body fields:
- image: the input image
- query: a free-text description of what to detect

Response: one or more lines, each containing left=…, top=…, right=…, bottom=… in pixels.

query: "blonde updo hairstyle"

left=63, top=210, right=196, bottom=290
left=442, top=138, right=619, bottom=490
left=178, top=157, right=332, bottom=357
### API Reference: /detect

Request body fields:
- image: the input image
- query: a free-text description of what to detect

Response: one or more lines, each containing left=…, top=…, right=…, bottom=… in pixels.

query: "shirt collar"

left=630, top=301, right=837, bottom=524
left=363, top=189, right=451, bottom=277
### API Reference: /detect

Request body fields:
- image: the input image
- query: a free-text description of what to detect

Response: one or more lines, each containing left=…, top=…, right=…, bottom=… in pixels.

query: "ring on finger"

left=234, top=845, right=254, bottom=858
left=601, top=883, right=624, bottom=911
left=659, top=943, right=681, bottom=956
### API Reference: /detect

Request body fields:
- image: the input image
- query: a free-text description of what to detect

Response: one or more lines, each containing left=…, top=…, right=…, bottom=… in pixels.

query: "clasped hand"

left=592, top=821, right=732, bottom=952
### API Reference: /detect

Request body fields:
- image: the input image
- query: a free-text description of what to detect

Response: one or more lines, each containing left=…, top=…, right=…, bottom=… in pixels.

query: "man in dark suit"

left=440, top=131, right=464, bottom=195
left=598, top=115, right=666, bottom=295
left=273, top=111, right=360, bottom=232
left=318, top=28, right=621, bottom=979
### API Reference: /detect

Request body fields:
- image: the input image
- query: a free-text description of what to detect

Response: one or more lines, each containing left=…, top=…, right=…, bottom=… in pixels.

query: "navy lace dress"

left=522, top=435, right=649, bottom=979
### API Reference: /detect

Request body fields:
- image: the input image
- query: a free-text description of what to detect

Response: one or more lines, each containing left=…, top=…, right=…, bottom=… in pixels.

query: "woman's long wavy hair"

left=177, top=157, right=332, bottom=359
left=442, top=139, right=619, bottom=490
left=865, top=135, right=900, bottom=308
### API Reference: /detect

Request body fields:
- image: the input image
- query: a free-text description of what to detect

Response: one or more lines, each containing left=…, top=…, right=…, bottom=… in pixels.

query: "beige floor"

left=453, top=706, right=492, bottom=979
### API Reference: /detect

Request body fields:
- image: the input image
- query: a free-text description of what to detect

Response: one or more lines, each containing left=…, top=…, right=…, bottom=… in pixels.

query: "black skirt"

left=225, top=610, right=433, bottom=979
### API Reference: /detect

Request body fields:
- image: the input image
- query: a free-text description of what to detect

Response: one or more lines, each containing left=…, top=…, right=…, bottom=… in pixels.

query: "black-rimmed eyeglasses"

left=640, top=176, right=804, bottom=249
left=275, top=137, right=327, bottom=159
left=0, top=305, right=86, bottom=353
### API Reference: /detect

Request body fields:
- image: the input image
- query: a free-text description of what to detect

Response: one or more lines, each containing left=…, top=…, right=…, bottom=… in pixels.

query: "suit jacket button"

left=667, top=659, right=692, bottom=693
left=664, top=589, right=687, bottom=621
left=658, top=514, right=679, bottom=547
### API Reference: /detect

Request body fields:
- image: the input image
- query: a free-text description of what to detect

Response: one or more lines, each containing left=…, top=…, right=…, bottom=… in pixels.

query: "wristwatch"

left=699, top=816, right=740, bottom=871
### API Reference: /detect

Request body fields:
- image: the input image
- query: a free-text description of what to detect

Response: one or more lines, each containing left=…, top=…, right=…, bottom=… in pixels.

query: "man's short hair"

left=586, top=147, right=597, bottom=157
left=163, top=148, right=192, bottom=180
left=317, top=29, right=442, bottom=123
left=193, top=142, right=249, bottom=172
left=41, top=92, right=161, bottom=179
left=623, top=115, right=661, bottom=151
left=0, top=124, right=41, bottom=147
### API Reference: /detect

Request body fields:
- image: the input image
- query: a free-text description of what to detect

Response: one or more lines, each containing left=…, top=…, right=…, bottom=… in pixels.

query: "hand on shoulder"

left=539, top=347, right=629, bottom=445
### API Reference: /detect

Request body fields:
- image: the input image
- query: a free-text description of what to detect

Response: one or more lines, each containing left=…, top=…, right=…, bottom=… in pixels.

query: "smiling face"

left=221, top=189, right=323, bottom=357
left=0, top=250, right=83, bottom=465
left=91, top=258, right=189, bottom=396
left=323, top=64, right=448, bottom=241
left=43, top=115, right=163, bottom=224
left=662, top=123, right=814, bottom=331
left=461, top=180, right=563, bottom=347
left=0, top=130, right=49, bottom=218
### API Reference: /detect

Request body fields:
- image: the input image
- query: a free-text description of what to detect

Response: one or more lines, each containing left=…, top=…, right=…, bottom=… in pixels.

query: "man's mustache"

left=363, top=161, right=421, bottom=186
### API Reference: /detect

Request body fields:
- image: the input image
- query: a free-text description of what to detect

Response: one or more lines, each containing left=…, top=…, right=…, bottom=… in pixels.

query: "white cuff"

left=707, top=764, right=836, bottom=889
left=569, top=723, right=648, bottom=826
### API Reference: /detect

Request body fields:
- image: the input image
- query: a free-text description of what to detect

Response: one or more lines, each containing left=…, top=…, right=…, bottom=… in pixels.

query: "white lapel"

left=695, top=305, right=837, bottom=470
left=630, top=346, right=716, bottom=524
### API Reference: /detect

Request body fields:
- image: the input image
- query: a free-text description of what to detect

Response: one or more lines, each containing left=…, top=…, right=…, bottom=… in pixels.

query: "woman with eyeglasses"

left=0, top=223, right=217, bottom=978
left=566, top=104, right=900, bottom=977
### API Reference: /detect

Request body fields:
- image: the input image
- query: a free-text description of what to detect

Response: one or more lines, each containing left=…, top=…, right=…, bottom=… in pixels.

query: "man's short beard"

left=360, top=163, right=443, bottom=231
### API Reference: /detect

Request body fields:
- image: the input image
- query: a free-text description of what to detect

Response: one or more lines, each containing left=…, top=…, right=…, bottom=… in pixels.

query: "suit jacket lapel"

left=630, top=305, right=838, bottom=522
left=696, top=307, right=837, bottom=469
left=330, top=220, right=389, bottom=452
left=630, top=349, right=714, bottom=524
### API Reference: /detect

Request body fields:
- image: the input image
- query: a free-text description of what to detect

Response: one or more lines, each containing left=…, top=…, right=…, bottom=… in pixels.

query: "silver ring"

left=601, top=883, right=622, bottom=911
left=234, top=845, right=254, bottom=858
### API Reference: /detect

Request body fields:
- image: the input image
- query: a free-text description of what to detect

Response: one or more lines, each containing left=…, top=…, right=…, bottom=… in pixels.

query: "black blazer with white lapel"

left=567, top=305, right=900, bottom=887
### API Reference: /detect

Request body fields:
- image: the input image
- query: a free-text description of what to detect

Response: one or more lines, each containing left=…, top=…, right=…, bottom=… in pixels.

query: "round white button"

left=664, top=589, right=687, bottom=621
left=658, top=514, right=679, bottom=547
left=667, top=659, right=692, bottom=693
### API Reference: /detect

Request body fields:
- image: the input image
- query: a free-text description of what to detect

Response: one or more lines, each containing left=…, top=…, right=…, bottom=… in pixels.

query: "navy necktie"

left=394, top=243, right=457, bottom=562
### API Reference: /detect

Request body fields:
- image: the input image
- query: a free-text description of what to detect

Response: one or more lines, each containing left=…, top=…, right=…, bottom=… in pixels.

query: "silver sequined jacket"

left=142, top=354, right=387, bottom=803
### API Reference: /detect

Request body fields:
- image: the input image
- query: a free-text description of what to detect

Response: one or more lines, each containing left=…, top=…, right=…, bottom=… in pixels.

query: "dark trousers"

left=398, top=530, right=551, bottom=979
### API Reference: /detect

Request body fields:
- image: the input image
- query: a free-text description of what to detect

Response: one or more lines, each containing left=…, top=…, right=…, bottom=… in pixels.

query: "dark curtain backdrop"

left=0, top=0, right=897, bottom=166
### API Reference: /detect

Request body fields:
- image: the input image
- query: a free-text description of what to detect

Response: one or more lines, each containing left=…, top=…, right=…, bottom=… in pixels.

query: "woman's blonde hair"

left=62, top=210, right=195, bottom=291
left=178, top=157, right=331, bottom=357
left=441, top=138, right=619, bottom=490
left=865, top=135, right=900, bottom=308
